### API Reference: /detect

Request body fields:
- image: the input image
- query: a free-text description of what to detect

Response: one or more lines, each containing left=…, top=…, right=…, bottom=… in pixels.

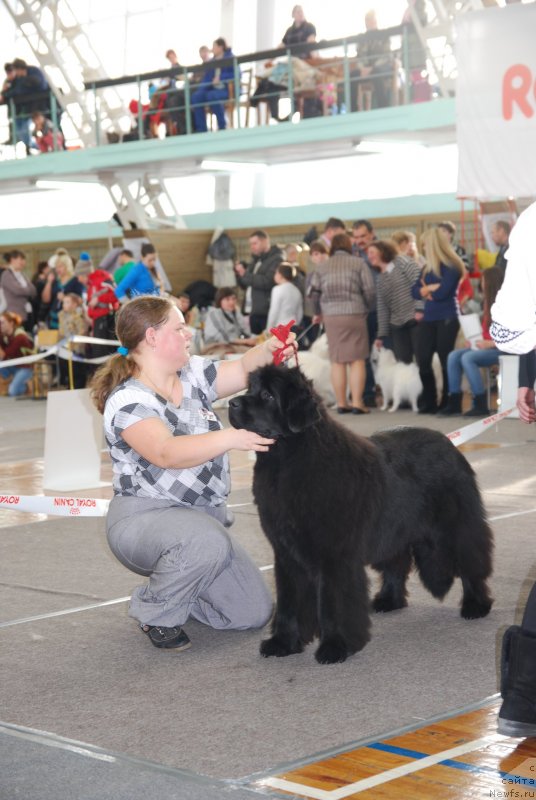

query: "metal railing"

left=0, top=25, right=439, bottom=157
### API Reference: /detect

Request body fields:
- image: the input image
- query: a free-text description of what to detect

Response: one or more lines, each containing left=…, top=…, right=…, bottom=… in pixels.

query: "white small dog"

left=371, top=346, right=443, bottom=413
left=298, top=334, right=336, bottom=407
left=372, top=346, right=422, bottom=412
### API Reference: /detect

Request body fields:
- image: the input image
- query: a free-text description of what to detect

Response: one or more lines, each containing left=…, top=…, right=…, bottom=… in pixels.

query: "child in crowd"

left=176, top=293, right=191, bottom=324
left=0, top=311, right=35, bottom=397
left=31, top=111, right=64, bottom=153
left=58, top=293, right=89, bottom=388
left=266, top=262, right=304, bottom=334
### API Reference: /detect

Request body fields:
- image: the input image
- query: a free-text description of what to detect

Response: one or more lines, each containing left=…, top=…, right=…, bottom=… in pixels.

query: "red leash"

left=270, top=320, right=299, bottom=366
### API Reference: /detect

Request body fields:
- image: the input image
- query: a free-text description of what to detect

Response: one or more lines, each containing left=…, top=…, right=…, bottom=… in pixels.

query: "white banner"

left=456, top=4, right=536, bottom=199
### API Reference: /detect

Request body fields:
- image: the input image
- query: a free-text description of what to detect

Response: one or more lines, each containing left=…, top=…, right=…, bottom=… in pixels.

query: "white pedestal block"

left=43, top=389, right=107, bottom=490
left=498, top=355, right=520, bottom=419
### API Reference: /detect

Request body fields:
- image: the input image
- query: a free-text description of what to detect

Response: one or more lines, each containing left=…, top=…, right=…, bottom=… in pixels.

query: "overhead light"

left=353, top=140, right=424, bottom=155
left=199, top=159, right=267, bottom=173
left=34, top=179, right=92, bottom=190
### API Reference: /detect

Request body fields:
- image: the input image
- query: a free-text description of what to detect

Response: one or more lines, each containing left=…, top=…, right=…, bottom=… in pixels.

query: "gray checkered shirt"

left=103, top=356, right=230, bottom=508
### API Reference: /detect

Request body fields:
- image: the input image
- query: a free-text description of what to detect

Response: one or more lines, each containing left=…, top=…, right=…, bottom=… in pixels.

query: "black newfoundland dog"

left=228, top=365, right=493, bottom=665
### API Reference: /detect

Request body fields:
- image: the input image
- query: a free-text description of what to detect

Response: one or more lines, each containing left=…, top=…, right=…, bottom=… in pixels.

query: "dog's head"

left=228, top=365, right=322, bottom=438
left=370, top=344, right=396, bottom=375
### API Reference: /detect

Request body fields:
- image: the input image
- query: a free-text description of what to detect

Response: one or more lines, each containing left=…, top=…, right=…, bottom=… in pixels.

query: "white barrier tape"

left=0, top=409, right=518, bottom=520
left=0, top=494, right=110, bottom=517
left=70, top=336, right=120, bottom=347
left=57, top=346, right=114, bottom=365
left=1, top=336, right=120, bottom=369
left=446, top=406, right=516, bottom=447
left=0, top=344, right=59, bottom=368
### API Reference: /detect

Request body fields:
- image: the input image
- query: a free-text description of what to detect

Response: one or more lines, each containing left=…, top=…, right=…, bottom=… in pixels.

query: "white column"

left=252, top=173, right=266, bottom=208
left=215, top=174, right=231, bottom=211
left=256, top=0, right=276, bottom=50
left=220, top=0, right=235, bottom=43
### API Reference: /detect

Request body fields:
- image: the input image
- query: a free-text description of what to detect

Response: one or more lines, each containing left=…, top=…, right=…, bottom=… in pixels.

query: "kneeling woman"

left=91, top=296, right=295, bottom=651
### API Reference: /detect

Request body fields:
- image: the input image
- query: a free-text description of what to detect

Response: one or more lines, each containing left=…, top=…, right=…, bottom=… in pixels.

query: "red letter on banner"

left=502, top=64, right=533, bottom=120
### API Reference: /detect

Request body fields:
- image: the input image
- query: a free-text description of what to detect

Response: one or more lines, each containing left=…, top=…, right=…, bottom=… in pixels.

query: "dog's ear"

left=286, top=383, right=321, bottom=433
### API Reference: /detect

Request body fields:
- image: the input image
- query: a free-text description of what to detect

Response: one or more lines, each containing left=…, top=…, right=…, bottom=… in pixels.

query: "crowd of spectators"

left=0, top=4, right=434, bottom=151
left=3, top=2, right=519, bottom=149
left=0, top=209, right=511, bottom=411
left=0, top=58, right=60, bottom=154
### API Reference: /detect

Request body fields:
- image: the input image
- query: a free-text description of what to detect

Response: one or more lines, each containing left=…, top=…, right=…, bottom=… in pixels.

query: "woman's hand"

left=475, top=340, right=494, bottom=350
left=230, top=429, right=275, bottom=452
left=265, top=330, right=297, bottom=364
left=517, top=387, right=536, bottom=424
left=420, top=282, right=441, bottom=298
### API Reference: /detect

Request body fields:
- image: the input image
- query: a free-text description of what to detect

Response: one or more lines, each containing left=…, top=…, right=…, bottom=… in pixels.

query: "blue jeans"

left=192, top=86, right=229, bottom=132
left=0, top=366, right=33, bottom=396
left=447, top=347, right=499, bottom=395
left=15, top=116, right=32, bottom=149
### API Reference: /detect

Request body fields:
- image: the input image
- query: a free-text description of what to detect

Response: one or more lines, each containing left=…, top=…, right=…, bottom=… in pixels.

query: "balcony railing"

left=0, top=24, right=439, bottom=158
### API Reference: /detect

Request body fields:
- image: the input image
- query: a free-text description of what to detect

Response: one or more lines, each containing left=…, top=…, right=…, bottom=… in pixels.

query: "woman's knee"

left=178, top=525, right=232, bottom=573
left=460, top=351, right=476, bottom=370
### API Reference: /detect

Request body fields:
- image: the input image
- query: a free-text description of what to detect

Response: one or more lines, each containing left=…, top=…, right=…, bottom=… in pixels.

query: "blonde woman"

left=41, top=248, right=84, bottom=329
left=411, top=227, right=466, bottom=413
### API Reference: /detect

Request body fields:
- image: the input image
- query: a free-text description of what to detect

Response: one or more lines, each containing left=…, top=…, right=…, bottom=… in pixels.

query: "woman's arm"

left=376, top=287, right=390, bottom=338
left=114, top=263, right=141, bottom=300
left=428, top=265, right=460, bottom=301
left=121, top=417, right=274, bottom=469
left=216, top=333, right=296, bottom=398
left=41, top=273, right=55, bottom=304
left=2, top=270, right=36, bottom=298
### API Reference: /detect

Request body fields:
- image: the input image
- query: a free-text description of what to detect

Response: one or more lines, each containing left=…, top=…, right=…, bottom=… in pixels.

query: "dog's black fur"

left=228, top=365, right=493, bottom=665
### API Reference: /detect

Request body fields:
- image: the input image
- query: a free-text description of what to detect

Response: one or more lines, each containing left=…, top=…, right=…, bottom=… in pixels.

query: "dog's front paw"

left=315, top=636, right=348, bottom=664
left=260, top=636, right=304, bottom=658
left=372, top=594, right=408, bottom=613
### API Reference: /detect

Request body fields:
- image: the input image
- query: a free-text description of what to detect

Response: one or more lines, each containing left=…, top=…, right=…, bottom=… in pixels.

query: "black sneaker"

left=141, top=624, right=191, bottom=651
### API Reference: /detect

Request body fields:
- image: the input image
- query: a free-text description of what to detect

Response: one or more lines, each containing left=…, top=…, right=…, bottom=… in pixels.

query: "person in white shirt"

left=266, top=263, right=304, bottom=333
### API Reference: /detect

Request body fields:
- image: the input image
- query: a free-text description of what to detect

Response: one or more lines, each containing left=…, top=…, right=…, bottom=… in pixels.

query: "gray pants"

left=106, top=496, right=273, bottom=630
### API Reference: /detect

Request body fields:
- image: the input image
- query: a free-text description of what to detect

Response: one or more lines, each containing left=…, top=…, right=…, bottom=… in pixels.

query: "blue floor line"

left=366, top=742, right=532, bottom=785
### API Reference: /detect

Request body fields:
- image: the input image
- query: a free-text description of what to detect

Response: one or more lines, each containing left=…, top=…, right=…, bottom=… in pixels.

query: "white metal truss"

left=99, top=171, right=186, bottom=232
left=1, top=0, right=128, bottom=147
left=408, top=0, right=488, bottom=99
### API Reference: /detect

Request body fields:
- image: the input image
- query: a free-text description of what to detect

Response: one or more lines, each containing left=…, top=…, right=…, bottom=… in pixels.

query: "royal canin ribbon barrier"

left=0, top=494, right=110, bottom=517
left=0, top=407, right=518, bottom=518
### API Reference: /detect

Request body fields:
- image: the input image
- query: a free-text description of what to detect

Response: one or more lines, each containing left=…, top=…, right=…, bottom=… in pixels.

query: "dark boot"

left=463, top=393, right=490, bottom=417
left=417, top=373, right=438, bottom=414
left=498, top=626, right=536, bottom=737
left=436, top=392, right=462, bottom=416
